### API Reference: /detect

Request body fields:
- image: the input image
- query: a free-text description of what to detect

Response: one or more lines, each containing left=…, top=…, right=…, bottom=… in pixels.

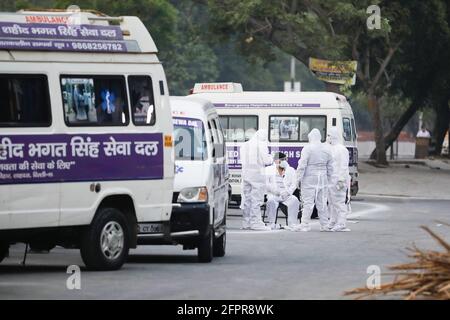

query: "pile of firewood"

left=345, top=223, right=450, bottom=300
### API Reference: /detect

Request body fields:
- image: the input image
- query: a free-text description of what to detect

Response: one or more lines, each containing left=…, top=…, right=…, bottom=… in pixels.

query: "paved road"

left=1, top=197, right=449, bottom=300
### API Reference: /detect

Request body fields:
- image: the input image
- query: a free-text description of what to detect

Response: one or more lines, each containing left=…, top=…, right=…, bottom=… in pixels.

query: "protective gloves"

left=336, top=180, right=346, bottom=191
left=281, top=191, right=290, bottom=201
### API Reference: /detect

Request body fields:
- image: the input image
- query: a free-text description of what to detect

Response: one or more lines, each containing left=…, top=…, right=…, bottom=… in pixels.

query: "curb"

left=356, top=193, right=450, bottom=201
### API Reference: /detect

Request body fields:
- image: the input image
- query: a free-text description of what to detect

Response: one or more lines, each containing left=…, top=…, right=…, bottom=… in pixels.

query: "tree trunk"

left=433, top=98, right=450, bottom=155
left=368, top=93, right=388, bottom=165
left=370, top=99, right=421, bottom=159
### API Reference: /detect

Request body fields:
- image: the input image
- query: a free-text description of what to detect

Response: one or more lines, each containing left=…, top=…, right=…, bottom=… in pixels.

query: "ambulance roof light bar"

left=192, top=82, right=243, bottom=94
left=18, top=8, right=108, bottom=16
left=17, top=9, right=123, bottom=23
left=88, top=16, right=124, bottom=22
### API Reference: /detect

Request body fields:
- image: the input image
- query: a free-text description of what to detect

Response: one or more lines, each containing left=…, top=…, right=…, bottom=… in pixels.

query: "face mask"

left=279, top=160, right=288, bottom=169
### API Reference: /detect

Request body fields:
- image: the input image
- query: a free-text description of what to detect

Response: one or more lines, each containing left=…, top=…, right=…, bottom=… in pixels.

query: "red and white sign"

left=25, top=15, right=70, bottom=24
left=192, top=82, right=243, bottom=94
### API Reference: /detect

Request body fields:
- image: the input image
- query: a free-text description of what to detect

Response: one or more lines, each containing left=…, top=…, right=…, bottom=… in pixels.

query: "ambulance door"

left=0, top=73, right=60, bottom=229
left=209, top=116, right=227, bottom=226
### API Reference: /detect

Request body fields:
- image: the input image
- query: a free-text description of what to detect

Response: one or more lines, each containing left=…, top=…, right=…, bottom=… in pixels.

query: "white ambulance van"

left=191, top=83, right=359, bottom=205
left=0, top=10, right=174, bottom=270
left=139, top=96, right=228, bottom=262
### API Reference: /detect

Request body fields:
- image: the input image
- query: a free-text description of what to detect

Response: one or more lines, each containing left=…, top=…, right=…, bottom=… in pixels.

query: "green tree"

left=4, top=0, right=326, bottom=96
left=0, top=0, right=17, bottom=11
left=374, top=0, right=450, bottom=158
left=166, top=0, right=219, bottom=94
left=203, top=0, right=450, bottom=164
left=6, top=0, right=215, bottom=95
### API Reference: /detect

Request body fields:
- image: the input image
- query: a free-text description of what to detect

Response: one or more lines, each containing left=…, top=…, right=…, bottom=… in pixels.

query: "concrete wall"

left=358, top=141, right=415, bottom=160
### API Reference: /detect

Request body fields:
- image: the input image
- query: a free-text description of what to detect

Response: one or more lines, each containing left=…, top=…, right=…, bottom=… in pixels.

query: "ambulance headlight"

left=177, top=187, right=208, bottom=203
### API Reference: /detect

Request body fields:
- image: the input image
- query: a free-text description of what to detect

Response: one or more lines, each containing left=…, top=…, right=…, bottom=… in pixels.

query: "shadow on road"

left=0, top=264, right=74, bottom=274
left=127, top=254, right=198, bottom=264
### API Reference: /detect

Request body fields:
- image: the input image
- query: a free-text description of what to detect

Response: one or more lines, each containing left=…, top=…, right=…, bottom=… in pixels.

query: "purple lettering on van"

left=0, top=22, right=130, bottom=53
left=172, top=117, right=203, bottom=129
left=0, top=133, right=163, bottom=185
left=227, top=146, right=302, bottom=170
left=0, top=22, right=123, bottom=40
left=226, top=145, right=357, bottom=170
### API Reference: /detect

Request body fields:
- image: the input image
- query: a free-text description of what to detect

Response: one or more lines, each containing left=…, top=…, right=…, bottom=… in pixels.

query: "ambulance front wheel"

left=213, top=231, right=226, bottom=257
left=80, top=207, right=130, bottom=271
left=197, top=227, right=213, bottom=263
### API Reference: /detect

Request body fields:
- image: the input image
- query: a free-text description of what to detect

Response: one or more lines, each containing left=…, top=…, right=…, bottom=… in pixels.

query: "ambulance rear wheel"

left=80, top=208, right=130, bottom=271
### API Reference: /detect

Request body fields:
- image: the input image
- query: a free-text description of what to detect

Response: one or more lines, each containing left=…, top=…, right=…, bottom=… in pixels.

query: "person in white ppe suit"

left=295, top=128, right=334, bottom=232
left=240, top=129, right=273, bottom=230
left=326, top=127, right=351, bottom=232
left=265, top=152, right=300, bottom=230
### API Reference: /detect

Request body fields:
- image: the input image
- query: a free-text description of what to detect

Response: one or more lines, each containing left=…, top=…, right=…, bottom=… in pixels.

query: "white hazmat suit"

left=296, top=129, right=334, bottom=231
left=327, top=127, right=351, bottom=232
left=265, top=161, right=300, bottom=229
left=240, top=130, right=273, bottom=230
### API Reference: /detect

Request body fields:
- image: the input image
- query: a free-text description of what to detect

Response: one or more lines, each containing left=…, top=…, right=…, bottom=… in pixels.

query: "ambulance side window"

left=269, top=116, right=299, bottom=142
left=129, top=76, right=155, bottom=126
left=61, top=75, right=129, bottom=127
left=212, top=117, right=225, bottom=159
left=0, top=74, right=51, bottom=127
left=219, top=115, right=258, bottom=142
left=299, top=116, right=327, bottom=142
left=208, top=120, right=216, bottom=159
left=219, top=117, right=229, bottom=141
left=351, top=118, right=357, bottom=141
left=343, top=118, right=352, bottom=141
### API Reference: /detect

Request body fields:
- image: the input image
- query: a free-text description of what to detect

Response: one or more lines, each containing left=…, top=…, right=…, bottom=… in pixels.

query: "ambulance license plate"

left=139, top=223, right=163, bottom=234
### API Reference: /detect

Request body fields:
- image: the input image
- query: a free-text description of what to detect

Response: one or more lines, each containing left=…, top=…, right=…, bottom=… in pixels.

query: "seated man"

left=265, top=152, right=300, bottom=230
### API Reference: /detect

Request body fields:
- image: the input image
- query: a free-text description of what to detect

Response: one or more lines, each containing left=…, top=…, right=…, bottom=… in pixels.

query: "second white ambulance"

left=191, top=83, right=359, bottom=205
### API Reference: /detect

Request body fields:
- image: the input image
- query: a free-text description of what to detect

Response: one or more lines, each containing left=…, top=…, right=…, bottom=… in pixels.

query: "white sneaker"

left=268, top=223, right=281, bottom=230
left=250, top=222, right=271, bottom=231
left=331, top=225, right=351, bottom=232
left=293, top=224, right=311, bottom=232
left=241, top=221, right=251, bottom=230
left=320, top=225, right=333, bottom=232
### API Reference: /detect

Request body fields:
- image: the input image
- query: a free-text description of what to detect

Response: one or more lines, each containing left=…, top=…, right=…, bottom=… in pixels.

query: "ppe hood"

left=308, top=128, right=322, bottom=144
left=328, top=127, right=342, bottom=145
left=249, top=129, right=268, bottom=144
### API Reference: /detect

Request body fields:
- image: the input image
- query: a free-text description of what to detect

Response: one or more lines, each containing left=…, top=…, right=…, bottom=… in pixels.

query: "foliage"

left=4, top=0, right=448, bottom=154
left=205, top=0, right=450, bottom=163
left=3, top=0, right=321, bottom=95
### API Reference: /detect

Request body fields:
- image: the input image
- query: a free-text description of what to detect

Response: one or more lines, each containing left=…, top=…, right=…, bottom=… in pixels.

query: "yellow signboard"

left=309, top=58, right=358, bottom=86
